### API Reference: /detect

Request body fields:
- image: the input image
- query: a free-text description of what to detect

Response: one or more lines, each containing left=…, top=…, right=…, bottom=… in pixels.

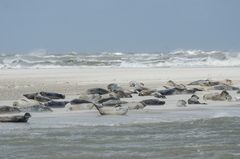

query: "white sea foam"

left=0, top=50, right=240, bottom=69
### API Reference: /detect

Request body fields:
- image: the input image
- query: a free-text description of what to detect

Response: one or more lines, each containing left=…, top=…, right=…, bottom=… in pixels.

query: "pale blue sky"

left=0, top=0, right=239, bottom=53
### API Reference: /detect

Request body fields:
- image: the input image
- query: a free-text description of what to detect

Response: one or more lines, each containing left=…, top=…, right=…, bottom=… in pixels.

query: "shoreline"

left=0, top=67, right=240, bottom=112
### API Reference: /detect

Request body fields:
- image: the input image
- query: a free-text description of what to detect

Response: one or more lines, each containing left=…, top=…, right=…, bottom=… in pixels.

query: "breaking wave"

left=0, top=50, right=240, bottom=69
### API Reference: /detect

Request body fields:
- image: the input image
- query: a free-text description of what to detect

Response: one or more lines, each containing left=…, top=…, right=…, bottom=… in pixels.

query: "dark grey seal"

left=40, top=91, right=65, bottom=99
left=87, top=88, right=109, bottom=95
left=44, top=101, right=69, bottom=108
left=188, top=95, right=206, bottom=104
left=210, top=84, right=240, bottom=91
left=70, top=99, right=92, bottom=104
left=158, top=88, right=201, bottom=96
left=140, top=99, right=165, bottom=105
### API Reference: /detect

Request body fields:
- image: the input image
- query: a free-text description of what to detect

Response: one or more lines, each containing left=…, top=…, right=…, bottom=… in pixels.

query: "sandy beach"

left=1, top=67, right=240, bottom=110
left=1, top=67, right=240, bottom=159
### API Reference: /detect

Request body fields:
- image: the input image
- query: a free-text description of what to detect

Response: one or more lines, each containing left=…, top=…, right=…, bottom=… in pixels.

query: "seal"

left=166, top=80, right=186, bottom=89
left=138, top=89, right=156, bottom=96
left=0, top=106, right=21, bottom=114
left=203, top=90, right=232, bottom=101
left=209, top=84, right=239, bottom=91
left=19, top=105, right=52, bottom=112
left=188, top=79, right=220, bottom=86
left=176, top=100, right=187, bottom=107
left=23, top=93, right=51, bottom=102
left=158, top=88, right=201, bottom=96
left=87, top=88, right=109, bottom=95
left=151, top=92, right=166, bottom=98
left=188, top=95, right=206, bottom=104
left=44, top=101, right=69, bottom=108
left=107, top=83, right=123, bottom=92
left=0, top=112, right=31, bottom=123
left=13, top=98, right=41, bottom=108
left=101, top=100, right=128, bottom=106
left=94, top=104, right=128, bottom=115
left=140, top=99, right=165, bottom=105
left=65, top=99, right=94, bottom=111
left=39, top=91, right=65, bottom=99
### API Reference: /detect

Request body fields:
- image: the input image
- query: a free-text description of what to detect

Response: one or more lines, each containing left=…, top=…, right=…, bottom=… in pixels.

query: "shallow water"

left=1, top=108, right=240, bottom=159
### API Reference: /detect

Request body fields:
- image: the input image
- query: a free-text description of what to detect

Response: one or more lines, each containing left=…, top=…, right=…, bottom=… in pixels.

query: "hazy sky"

left=0, top=0, right=240, bottom=53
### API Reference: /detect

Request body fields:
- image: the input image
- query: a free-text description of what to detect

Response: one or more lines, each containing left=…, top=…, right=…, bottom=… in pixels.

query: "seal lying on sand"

left=166, top=80, right=186, bottom=89
left=87, top=88, right=109, bottom=95
left=94, top=104, right=128, bottom=115
left=44, top=101, right=69, bottom=108
left=203, top=90, right=232, bottom=101
left=138, top=89, right=156, bottom=96
left=13, top=98, right=40, bottom=108
left=140, top=99, right=165, bottom=105
left=188, top=79, right=220, bottom=86
left=0, top=113, right=31, bottom=122
left=129, top=81, right=149, bottom=93
left=23, top=92, right=65, bottom=102
left=13, top=98, right=52, bottom=112
left=107, top=83, right=123, bottom=92
left=23, top=93, right=51, bottom=102
left=209, top=84, right=240, bottom=91
left=101, top=100, right=128, bottom=106
left=65, top=99, right=94, bottom=111
left=39, top=91, right=65, bottom=99
left=151, top=92, right=166, bottom=98
left=188, top=95, right=206, bottom=104
left=176, top=100, right=187, bottom=107
left=19, top=105, right=52, bottom=112
left=0, top=106, right=21, bottom=114
left=158, top=88, right=201, bottom=96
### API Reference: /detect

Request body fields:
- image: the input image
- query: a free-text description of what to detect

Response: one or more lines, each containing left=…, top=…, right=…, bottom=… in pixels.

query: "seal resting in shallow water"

left=94, top=104, right=128, bottom=115
left=0, top=106, right=21, bottom=114
left=176, top=100, right=187, bottom=107
left=0, top=113, right=31, bottom=122
left=203, top=90, right=232, bottom=101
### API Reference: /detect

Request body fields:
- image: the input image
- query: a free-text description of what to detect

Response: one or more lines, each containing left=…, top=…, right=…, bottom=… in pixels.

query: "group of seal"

left=1, top=79, right=239, bottom=121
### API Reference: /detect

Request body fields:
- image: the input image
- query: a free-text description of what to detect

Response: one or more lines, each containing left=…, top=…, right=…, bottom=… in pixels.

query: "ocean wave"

left=0, top=50, right=240, bottom=69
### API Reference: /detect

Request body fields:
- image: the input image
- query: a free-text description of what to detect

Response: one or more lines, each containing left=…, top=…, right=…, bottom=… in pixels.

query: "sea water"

left=1, top=108, right=240, bottom=159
